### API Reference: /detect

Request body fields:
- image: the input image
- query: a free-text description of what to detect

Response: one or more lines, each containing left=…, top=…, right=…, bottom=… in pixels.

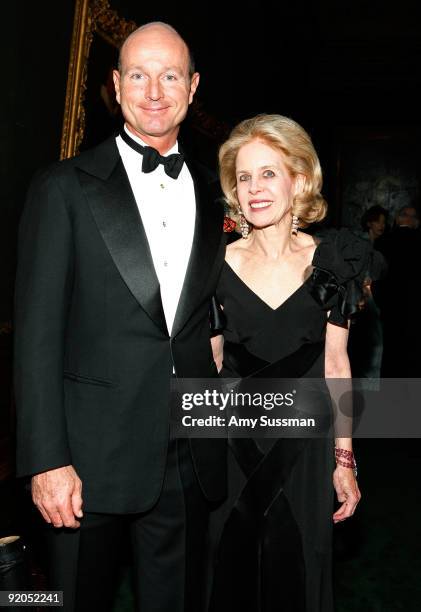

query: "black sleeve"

left=14, top=168, right=74, bottom=477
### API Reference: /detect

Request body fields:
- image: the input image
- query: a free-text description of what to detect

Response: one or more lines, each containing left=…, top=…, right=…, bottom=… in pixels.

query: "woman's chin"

left=249, top=218, right=278, bottom=231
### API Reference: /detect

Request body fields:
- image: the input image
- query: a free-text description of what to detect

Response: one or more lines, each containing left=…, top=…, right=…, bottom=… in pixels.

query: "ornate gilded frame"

left=60, top=0, right=136, bottom=159
left=60, top=0, right=229, bottom=160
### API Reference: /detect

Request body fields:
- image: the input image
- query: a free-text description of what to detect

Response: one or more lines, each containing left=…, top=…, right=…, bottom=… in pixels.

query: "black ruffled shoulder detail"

left=307, top=228, right=372, bottom=327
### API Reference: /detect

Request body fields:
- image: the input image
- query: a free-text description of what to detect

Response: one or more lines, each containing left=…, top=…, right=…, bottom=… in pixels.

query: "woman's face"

left=235, top=139, right=299, bottom=229
left=367, top=214, right=385, bottom=239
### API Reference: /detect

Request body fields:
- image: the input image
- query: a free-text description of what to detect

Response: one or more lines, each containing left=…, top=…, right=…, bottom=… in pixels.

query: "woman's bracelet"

left=335, top=447, right=357, bottom=477
left=335, top=448, right=355, bottom=463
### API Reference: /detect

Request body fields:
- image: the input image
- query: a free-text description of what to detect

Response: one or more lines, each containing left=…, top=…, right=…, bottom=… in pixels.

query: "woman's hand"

left=332, top=465, right=361, bottom=523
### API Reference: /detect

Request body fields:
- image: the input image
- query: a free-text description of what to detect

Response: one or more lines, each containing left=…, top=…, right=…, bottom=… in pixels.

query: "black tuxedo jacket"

left=14, top=136, right=227, bottom=513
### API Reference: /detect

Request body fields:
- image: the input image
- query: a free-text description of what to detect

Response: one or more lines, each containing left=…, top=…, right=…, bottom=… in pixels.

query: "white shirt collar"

left=123, top=124, right=179, bottom=156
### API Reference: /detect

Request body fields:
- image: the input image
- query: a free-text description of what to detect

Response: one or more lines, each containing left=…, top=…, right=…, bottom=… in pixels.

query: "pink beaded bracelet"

left=335, top=448, right=355, bottom=463
left=335, top=447, right=357, bottom=477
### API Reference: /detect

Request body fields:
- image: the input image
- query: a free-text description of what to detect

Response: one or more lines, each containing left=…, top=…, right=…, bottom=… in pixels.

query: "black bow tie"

left=119, top=128, right=184, bottom=179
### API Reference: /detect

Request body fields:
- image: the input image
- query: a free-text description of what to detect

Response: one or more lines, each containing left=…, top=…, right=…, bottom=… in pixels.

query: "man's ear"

left=188, top=72, right=200, bottom=105
left=113, top=70, right=121, bottom=105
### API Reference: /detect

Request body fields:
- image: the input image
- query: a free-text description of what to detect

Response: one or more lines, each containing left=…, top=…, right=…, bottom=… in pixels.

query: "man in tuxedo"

left=15, top=22, right=226, bottom=611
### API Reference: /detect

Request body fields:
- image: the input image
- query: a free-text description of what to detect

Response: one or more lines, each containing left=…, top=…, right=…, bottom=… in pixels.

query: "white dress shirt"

left=116, top=126, right=196, bottom=335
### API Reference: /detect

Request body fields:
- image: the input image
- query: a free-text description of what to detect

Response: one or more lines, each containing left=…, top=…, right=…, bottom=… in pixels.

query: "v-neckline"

left=223, top=261, right=315, bottom=312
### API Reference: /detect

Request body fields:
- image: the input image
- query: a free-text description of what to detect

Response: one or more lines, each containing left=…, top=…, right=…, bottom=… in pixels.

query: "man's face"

left=397, top=207, right=419, bottom=229
left=113, top=27, right=199, bottom=149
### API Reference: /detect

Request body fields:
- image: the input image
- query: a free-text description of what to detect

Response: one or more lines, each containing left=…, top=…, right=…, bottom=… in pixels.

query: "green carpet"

left=333, top=439, right=421, bottom=612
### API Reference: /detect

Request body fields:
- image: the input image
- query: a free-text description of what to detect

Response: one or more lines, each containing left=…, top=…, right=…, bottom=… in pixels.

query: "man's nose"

left=145, top=78, right=163, bottom=101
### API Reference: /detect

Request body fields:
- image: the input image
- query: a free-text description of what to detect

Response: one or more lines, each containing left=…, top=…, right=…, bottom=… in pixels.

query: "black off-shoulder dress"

left=209, top=229, right=370, bottom=612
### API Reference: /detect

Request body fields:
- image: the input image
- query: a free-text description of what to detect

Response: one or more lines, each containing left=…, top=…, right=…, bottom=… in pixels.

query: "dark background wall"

left=1, top=0, right=75, bottom=322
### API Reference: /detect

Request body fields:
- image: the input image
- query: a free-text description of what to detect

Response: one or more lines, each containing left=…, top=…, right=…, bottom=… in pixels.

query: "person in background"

left=347, top=205, right=387, bottom=380
left=360, top=204, right=387, bottom=243
left=394, top=205, right=419, bottom=230
left=376, top=204, right=421, bottom=376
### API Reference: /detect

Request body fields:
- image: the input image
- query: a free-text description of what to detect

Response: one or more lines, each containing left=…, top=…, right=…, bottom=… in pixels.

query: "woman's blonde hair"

left=219, top=114, right=327, bottom=229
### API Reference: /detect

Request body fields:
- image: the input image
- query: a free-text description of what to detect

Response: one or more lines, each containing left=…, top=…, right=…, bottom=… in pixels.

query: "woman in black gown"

left=209, top=115, right=366, bottom=612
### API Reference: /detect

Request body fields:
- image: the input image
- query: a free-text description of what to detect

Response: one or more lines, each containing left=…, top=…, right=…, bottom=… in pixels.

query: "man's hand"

left=31, top=465, right=83, bottom=529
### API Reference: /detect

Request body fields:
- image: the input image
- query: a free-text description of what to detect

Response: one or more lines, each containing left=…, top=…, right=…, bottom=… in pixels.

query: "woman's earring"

left=291, top=214, right=299, bottom=236
left=239, top=210, right=249, bottom=239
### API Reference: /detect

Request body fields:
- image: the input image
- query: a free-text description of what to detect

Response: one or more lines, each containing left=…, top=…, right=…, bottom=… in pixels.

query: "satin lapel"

left=77, top=156, right=168, bottom=335
left=171, top=159, right=224, bottom=337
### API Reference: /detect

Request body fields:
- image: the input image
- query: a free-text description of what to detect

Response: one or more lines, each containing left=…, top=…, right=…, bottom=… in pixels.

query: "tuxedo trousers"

left=46, top=440, right=209, bottom=612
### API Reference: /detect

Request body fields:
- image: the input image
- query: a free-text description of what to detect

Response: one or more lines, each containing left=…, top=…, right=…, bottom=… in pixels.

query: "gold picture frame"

left=60, top=0, right=229, bottom=160
left=60, top=0, right=136, bottom=159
